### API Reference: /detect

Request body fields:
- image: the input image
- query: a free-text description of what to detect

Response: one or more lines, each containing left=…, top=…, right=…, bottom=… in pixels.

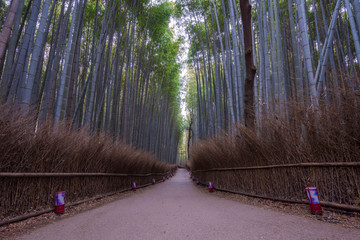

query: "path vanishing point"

left=18, top=169, right=360, bottom=240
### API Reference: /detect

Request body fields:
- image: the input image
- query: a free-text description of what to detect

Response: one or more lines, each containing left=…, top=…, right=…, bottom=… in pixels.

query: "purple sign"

left=56, top=191, right=65, bottom=206
left=306, top=187, right=320, bottom=204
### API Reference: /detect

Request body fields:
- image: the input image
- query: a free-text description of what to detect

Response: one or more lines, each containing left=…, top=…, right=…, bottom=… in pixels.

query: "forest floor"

left=1, top=169, right=360, bottom=240
left=195, top=182, right=360, bottom=229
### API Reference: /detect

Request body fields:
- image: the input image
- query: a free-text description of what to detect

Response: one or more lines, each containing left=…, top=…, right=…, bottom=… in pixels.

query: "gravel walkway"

left=17, top=169, right=360, bottom=240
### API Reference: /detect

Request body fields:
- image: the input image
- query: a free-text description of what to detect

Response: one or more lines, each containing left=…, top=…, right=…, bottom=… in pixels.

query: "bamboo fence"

left=0, top=168, right=176, bottom=222
left=191, top=162, right=360, bottom=212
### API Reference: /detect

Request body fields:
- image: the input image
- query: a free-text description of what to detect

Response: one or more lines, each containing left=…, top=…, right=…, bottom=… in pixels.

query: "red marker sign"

left=306, top=186, right=322, bottom=214
left=55, top=191, right=65, bottom=214
left=209, top=182, right=213, bottom=192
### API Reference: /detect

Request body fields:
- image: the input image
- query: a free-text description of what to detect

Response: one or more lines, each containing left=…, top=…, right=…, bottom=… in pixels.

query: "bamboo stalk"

left=192, top=162, right=360, bottom=172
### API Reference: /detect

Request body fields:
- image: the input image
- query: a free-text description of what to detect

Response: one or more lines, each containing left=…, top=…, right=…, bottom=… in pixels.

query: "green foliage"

left=0, top=1, right=9, bottom=29
left=134, top=1, right=184, bottom=142
left=148, top=24, right=181, bottom=109
left=139, top=1, right=172, bottom=42
left=0, top=0, right=185, bottom=163
left=84, top=0, right=105, bottom=27
left=124, top=0, right=150, bottom=15
left=184, top=69, right=197, bottom=116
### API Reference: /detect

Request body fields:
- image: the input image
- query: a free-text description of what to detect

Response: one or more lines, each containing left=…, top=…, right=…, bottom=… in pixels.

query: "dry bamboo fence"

left=0, top=168, right=176, bottom=221
left=191, top=162, right=360, bottom=212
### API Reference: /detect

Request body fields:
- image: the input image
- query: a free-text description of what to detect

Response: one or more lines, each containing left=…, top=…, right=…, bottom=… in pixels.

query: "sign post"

left=55, top=191, right=65, bottom=214
left=305, top=186, right=322, bottom=214
left=209, top=182, right=213, bottom=192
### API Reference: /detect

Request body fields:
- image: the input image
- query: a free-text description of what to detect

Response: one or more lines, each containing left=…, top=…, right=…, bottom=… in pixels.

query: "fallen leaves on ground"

left=0, top=187, right=149, bottom=239
left=194, top=182, right=360, bottom=229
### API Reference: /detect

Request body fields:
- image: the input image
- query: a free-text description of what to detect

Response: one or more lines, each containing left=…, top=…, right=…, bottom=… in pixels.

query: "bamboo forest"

left=1, top=0, right=360, bottom=231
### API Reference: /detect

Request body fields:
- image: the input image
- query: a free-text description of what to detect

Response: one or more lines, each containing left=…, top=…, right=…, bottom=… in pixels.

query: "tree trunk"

left=239, top=0, right=256, bottom=128
left=0, top=0, right=20, bottom=64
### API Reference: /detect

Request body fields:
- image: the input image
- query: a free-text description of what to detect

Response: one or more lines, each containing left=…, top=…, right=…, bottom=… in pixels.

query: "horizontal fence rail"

left=191, top=162, right=360, bottom=212
left=192, top=162, right=360, bottom=172
left=0, top=169, right=177, bottom=223
left=0, top=172, right=169, bottom=177
left=195, top=180, right=360, bottom=213
left=0, top=181, right=156, bottom=227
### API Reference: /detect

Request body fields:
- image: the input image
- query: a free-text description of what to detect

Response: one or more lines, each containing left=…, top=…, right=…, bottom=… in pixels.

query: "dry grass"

left=0, top=107, right=173, bottom=174
left=0, top=107, right=176, bottom=219
left=190, top=86, right=360, bottom=206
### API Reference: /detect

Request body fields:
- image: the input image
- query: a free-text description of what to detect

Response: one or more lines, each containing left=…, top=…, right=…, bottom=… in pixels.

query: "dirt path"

left=17, top=169, right=359, bottom=240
